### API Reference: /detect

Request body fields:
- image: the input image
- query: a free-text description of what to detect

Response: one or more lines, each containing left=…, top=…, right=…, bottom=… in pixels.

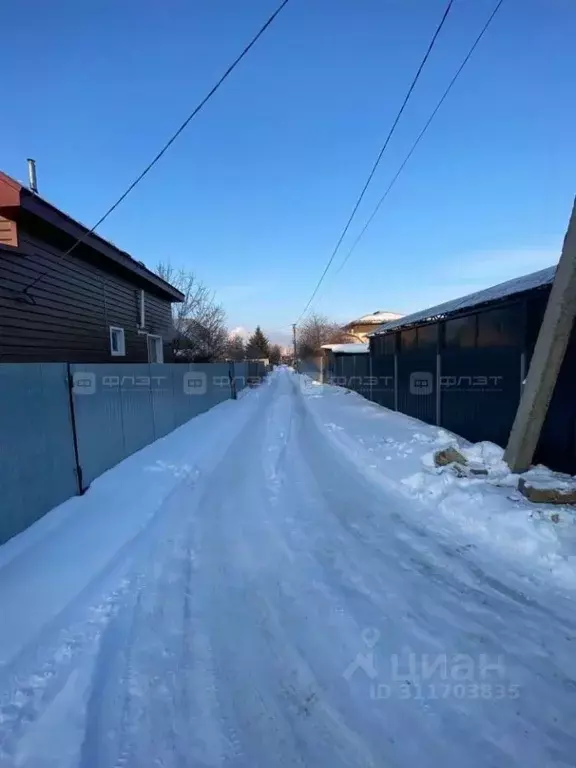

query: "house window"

left=147, top=334, right=164, bottom=363
left=109, top=326, right=126, bottom=356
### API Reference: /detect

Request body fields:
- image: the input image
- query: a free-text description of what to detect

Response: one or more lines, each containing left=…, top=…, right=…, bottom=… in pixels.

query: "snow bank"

left=297, top=375, right=576, bottom=590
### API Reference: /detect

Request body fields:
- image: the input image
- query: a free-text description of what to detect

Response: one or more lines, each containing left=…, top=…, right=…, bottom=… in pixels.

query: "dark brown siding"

left=0, top=232, right=176, bottom=362
left=145, top=291, right=175, bottom=361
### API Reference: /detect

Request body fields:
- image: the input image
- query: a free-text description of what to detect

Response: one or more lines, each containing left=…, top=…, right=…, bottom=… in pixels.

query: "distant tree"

left=246, top=326, right=270, bottom=359
left=180, top=317, right=228, bottom=362
left=269, top=344, right=282, bottom=366
left=297, top=313, right=347, bottom=358
left=156, top=262, right=227, bottom=361
left=226, top=334, right=246, bottom=361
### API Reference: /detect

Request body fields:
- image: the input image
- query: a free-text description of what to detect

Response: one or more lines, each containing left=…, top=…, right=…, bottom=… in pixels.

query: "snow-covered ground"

left=1, top=368, right=575, bottom=767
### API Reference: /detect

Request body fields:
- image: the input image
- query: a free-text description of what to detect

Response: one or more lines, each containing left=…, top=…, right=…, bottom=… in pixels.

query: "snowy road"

left=1, top=368, right=576, bottom=767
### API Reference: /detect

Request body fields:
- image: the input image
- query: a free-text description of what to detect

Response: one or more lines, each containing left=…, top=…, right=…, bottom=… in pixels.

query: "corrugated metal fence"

left=0, top=364, right=78, bottom=543
left=367, top=298, right=576, bottom=474
left=0, top=360, right=268, bottom=545
left=299, top=357, right=323, bottom=382
left=324, top=352, right=372, bottom=400
left=368, top=318, right=524, bottom=445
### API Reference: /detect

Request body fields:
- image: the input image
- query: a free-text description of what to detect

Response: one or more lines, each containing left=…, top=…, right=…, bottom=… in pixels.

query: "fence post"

left=65, top=363, right=86, bottom=495
left=393, top=352, right=399, bottom=411
left=229, top=361, right=237, bottom=400
left=369, top=352, right=373, bottom=402
left=436, top=352, right=442, bottom=426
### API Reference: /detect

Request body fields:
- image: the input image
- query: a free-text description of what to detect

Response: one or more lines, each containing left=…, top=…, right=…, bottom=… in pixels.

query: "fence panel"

left=397, top=350, right=438, bottom=425
left=324, top=353, right=336, bottom=382
left=170, top=364, right=195, bottom=427
left=119, top=364, right=156, bottom=457
left=2, top=361, right=254, bottom=544
left=70, top=364, right=140, bottom=486
left=232, top=362, right=249, bottom=393
left=299, top=357, right=322, bottom=382
left=71, top=362, right=236, bottom=488
left=535, top=325, right=576, bottom=473
left=331, top=354, right=371, bottom=399
left=351, top=353, right=371, bottom=399
left=243, top=361, right=269, bottom=385
left=440, top=348, right=521, bottom=445
left=0, top=364, right=78, bottom=544
left=370, top=352, right=395, bottom=409
left=192, top=362, right=232, bottom=409
left=149, top=363, right=176, bottom=439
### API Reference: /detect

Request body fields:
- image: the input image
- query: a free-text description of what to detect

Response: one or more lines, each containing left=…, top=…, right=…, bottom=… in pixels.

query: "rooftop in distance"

left=344, top=310, right=403, bottom=329
left=321, top=343, right=369, bottom=354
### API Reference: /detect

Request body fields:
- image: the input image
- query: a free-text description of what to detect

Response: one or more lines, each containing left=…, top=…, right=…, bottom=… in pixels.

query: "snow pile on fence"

left=321, top=343, right=369, bottom=354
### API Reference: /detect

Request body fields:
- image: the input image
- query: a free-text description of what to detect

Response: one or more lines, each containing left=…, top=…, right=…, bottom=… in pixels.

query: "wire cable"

left=334, top=0, right=505, bottom=277
left=295, top=0, right=455, bottom=325
left=20, top=0, right=290, bottom=299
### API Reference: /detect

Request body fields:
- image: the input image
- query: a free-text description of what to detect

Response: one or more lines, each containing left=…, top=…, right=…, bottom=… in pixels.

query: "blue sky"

left=2, top=0, right=574, bottom=345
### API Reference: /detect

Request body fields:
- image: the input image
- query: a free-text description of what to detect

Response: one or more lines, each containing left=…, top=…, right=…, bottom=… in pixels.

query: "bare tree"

left=297, top=313, right=347, bottom=358
left=225, top=334, right=246, bottom=361
left=269, top=344, right=282, bottom=366
left=156, top=262, right=228, bottom=362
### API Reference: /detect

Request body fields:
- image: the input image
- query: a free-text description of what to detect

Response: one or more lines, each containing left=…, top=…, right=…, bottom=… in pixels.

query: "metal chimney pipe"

left=27, top=158, right=38, bottom=193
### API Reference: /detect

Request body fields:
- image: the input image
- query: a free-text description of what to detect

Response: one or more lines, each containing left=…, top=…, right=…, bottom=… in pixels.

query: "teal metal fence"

left=0, top=361, right=261, bottom=545
left=0, top=364, right=78, bottom=544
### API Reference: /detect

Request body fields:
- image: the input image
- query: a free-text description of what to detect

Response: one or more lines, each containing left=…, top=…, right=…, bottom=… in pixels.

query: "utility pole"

left=504, top=199, right=576, bottom=472
left=292, top=323, right=297, bottom=369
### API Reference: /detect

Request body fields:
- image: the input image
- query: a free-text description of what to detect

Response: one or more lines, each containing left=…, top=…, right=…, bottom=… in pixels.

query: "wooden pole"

left=504, top=199, right=576, bottom=472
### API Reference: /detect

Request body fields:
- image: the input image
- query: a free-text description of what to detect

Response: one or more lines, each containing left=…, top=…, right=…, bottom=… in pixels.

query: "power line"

left=295, top=0, right=455, bottom=325
left=334, top=0, right=505, bottom=277
left=20, top=0, right=290, bottom=299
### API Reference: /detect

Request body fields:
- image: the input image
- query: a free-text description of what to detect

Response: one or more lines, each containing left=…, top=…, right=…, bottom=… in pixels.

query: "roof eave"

left=0, top=172, right=183, bottom=302
left=19, top=190, right=184, bottom=302
left=371, top=281, right=553, bottom=336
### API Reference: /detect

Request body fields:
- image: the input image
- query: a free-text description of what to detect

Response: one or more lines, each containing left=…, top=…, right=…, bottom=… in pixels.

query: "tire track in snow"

left=3, top=369, right=576, bottom=767
left=0, top=381, right=275, bottom=767
left=74, top=380, right=283, bottom=767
